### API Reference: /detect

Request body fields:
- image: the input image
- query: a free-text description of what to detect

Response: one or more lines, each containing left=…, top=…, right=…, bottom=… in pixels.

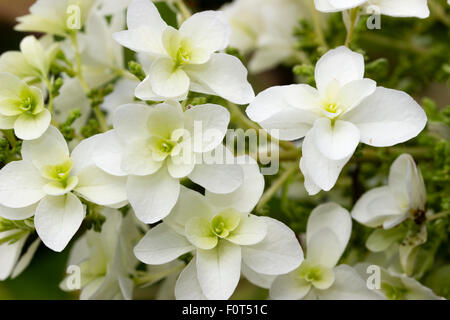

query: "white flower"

left=90, top=101, right=244, bottom=223
left=15, top=0, right=97, bottom=37
left=113, top=0, right=254, bottom=104
left=0, top=73, right=51, bottom=140
left=95, top=0, right=131, bottom=15
left=352, top=154, right=426, bottom=229
left=355, top=263, right=442, bottom=300
left=0, top=126, right=128, bottom=252
left=222, top=0, right=307, bottom=73
left=0, top=36, right=59, bottom=84
left=78, top=10, right=127, bottom=87
left=134, top=157, right=303, bottom=300
left=101, top=78, right=140, bottom=124
left=314, top=0, right=430, bottom=18
left=0, top=221, right=40, bottom=281
left=270, top=203, right=382, bottom=300
left=61, top=209, right=140, bottom=300
left=246, top=46, right=427, bottom=195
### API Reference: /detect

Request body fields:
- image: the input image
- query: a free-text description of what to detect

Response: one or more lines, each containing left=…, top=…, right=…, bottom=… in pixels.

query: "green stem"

left=309, top=0, right=327, bottom=49
left=427, top=210, right=450, bottom=222
left=93, top=106, right=109, bottom=133
left=2, top=130, right=16, bottom=148
left=44, top=77, right=54, bottom=113
left=133, top=264, right=185, bottom=286
left=175, top=0, right=192, bottom=22
left=256, top=162, right=299, bottom=213
left=70, top=32, right=89, bottom=93
left=227, top=102, right=298, bottom=152
left=429, top=0, right=450, bottom=27
left=344, top=8, right=359, bottom=46
left=70, top=32, right=109, bottom=132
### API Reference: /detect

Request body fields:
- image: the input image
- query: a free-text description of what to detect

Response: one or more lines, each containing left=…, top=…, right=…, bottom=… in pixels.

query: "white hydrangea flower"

left=0, top=221, right=40, bottom=281
left=0, top=126, right=128, bottom=252
left=246, top=46, right=427, bottom=195
left=352, top=154, right=426, bottom=229
left=222, top=0, right=307, bottom=74
left=15, top=0, right=97, bottom=37
left=355, top=263, right=442, bottom=300
left=90, top=101, right=244, bottom=223
left=314, top=0, right=430, bottom=18
left=78, top=10, right=127, bottom=87
left=113, top=0, right=254, bottom=104
left=61, top=209, right=140, bottom=300
left=0, top=36, right=59, bottom=84
left=270, top=203, right=383, bottom=300
left=0, top=73, right=51, bottom=140
left=101, top=78, right=140, bottom=125
left=134, top=157, right=303, bottom=300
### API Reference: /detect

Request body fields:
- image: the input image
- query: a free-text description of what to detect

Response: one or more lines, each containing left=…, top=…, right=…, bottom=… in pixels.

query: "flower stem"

left=344, top=8, right=359, bottom=46
left=427, top=210, right=450, bottom=222
left=70, top=32, right=109, bottom=132
left=2, top=130, right=16, bottom=148
left=175, top=0, right=191, bottom=22
left=256, top=162, right=299, bottom=213
left=227, top=102, right=298, bottom=152
left=309, top=0, right=327, bottom=49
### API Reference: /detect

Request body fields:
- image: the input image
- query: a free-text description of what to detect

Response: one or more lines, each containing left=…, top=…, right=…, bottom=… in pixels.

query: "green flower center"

left=42, top=159, right=74, bottom=185
left=19, top=96, right=35, bottom=113
left=210, top=209, right=241, bottom=238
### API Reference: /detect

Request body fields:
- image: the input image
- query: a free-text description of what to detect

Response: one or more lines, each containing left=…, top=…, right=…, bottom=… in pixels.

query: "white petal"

left=127, top=169, right=180, bottom=223
left=341, top=87, right=427, bottom=147
left=338, top=79, right=376, bottom=111
left=92, top=131, right=127, bottom=176
left=184, top=104, right=230, bottom=153
left=313, top=118, right=360, bottom=160
left=180, top=11, right=230, bottom=55
left=270, top=271, right=311, bottom=300
left=164, top=186, right=214, bottom=235
left=306, top=202, right=352, bottom=258
left=35, top=194, right=85, bottom=252
left=101, top=79, right=140, bottom=124
left=21, top=125, right=69, bottom=170
left=134, top=223, right=194, bottom=265
left=0, top=160, right=46, bottom=208
left=300, top=129, right=351, bottom=193
left=0, top=203, right=37, bottom=220
left=186, top=53, right=254, bottom=105
left=113, top=0, right=166, bottom=55
left=241, top=262, right=276, bottom=289
left=189, top=159, right=243, bottom=194
left=167, top=154, right=195, bottom=178
left=75, top=166, right=127, bottom=207
left=246, top=84, right=320, bottom=140
left=315, top=46, right=365, bottom=93
left=368, top=0, right=429, bottom=18
left=149, top=58, right=190, bottom=99
left=197, top=240, right=242, bottom=300
left=316, top=265, right=385, bottom=300
left=315, top=0, right=366, bottom=12
left=113, top=104, right=153, bottom=142
left=242, top=217, right=303, bottom=275
left=306, top=229, right=342, bottom=268
left=389, top=154, right=426, bottom=211
left=11, top=238, right=40, bottom=278
left=126, top=0, right=167, bottom=31
left=227, top=214, right=267, bottom=246
left=0, top=115, right=16, bottom=130
left=175, top=258, right=207, bottom=300
left=352, top=186, right=405, bottom=228
left=122, top=138, right=163, bottom=176
left=14, top=109, right=51, bottom=141
left=0, top=231, right=27, bottom=280
left=205, top=155, right=264, bottom=213
left=135, top=75, right=188, bottom=101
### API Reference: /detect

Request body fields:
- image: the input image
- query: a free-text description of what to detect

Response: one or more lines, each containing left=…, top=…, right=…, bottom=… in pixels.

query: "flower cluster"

left=0, top=0, right=448, bottom=301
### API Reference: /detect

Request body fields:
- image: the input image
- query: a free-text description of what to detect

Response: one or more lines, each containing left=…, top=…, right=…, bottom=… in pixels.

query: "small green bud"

left=128, top=61, right=146, bottom=81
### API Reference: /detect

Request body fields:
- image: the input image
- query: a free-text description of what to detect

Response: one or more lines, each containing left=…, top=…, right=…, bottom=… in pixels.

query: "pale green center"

left=184, top=209, right=242, bottom=250
left=41, top=159, right=78, bottom=195
left=296, top=260, right=335, bottom=290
